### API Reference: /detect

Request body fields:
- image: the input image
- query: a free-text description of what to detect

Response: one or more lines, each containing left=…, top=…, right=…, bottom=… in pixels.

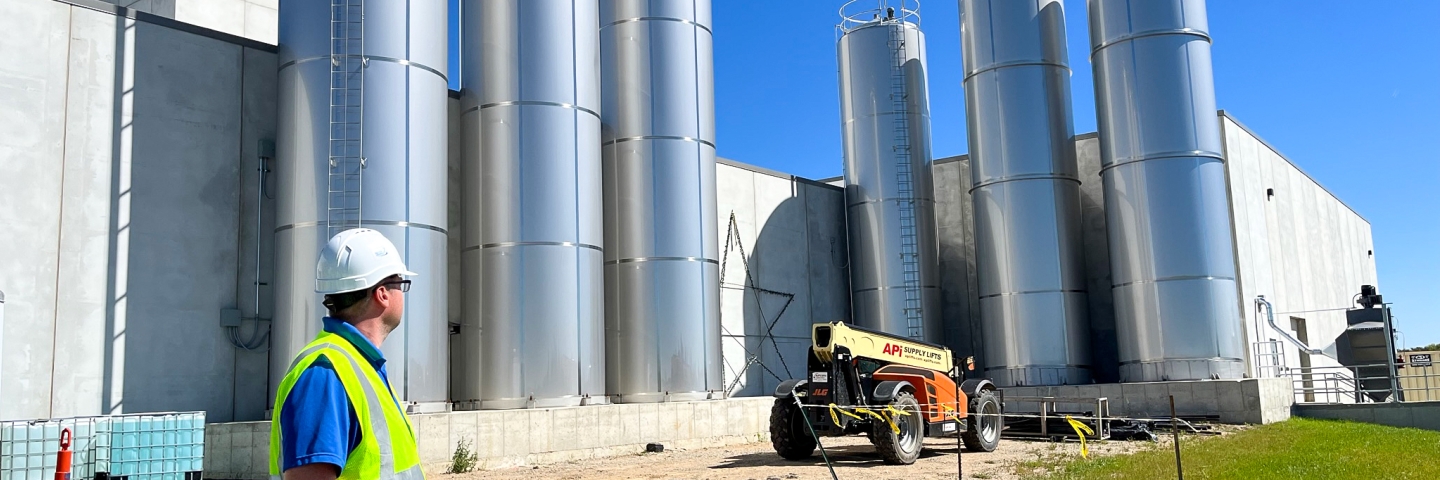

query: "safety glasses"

left=379, top=279, right=412, bottom=293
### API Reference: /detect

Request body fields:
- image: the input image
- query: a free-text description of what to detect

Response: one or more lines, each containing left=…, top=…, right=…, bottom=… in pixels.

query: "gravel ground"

left=440, top=432, right=1190, bottom=480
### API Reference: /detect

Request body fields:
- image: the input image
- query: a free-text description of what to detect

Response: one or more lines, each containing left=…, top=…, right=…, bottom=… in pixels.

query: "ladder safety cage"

left=837, top=0, right=922, bottom=33
left=889, top=19, right=924, bottom=340
left=327, top=0, right=366, bottom=238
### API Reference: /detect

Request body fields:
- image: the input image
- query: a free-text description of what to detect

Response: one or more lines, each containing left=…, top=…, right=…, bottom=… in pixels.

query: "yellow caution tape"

left=940, top=404, right=962, bottom=422
left=855, top=407, right=899, bottom=434
left=828, top=403, right=864, bottom=427
left=825, top=403, right=914, bottom=435
left=1065, top=415, right=1096, bottom=459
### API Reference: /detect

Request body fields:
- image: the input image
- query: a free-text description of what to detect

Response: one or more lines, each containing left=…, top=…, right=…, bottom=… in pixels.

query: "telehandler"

left=770, top=322, right=1002, bottom=464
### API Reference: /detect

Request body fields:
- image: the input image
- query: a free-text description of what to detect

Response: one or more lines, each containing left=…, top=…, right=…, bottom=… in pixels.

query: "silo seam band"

left=984, top=360, right=1094, bottom=367
left=603, top=135, right=716, bottom=148
left=851, top=285, right=941, bottom=293
left=461, top=101, right=600, bottom=119
left=1090, top=27, right=1212, bottom=56
left=1119, top=357, right=1244, bottom=365
left=605, top=257, right=719, bottom=265
left=461, top=241, right=602, bottom=253
left=602, top=17, right=712, bottom=34
left=275, top=220, right=447, bottom=234
left=277, top=55, right=447, bottom=82
left=963, top=60, right=1070, bottom=81
left=1112, top=275, right=1235, bottom=289
left=968, top=173, right=1081, bottom=193
left=846, top=198, right=937, bottom=208
left=978, top=288, right=1087, bottom=299
left=842, top=111, right=934, bottom=122
left=1098, top=150, right=1225, bottom=174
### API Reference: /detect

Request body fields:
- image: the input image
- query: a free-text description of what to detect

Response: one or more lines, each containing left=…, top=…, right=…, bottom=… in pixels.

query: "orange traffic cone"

left=55, top=428, right=72, bottom=480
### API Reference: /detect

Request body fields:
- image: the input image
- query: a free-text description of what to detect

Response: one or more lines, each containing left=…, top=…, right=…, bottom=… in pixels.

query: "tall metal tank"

left=600, top=0, right=722, bottom=403
left=272, top=0, right=450, bottom=410
left=1088, top=0, right=1245, bottom=381
left=459, top=0, right=606, bottom=409
left=837, top=1, right=942, bottom=342
left=961, top=0, right=1091, bottom=386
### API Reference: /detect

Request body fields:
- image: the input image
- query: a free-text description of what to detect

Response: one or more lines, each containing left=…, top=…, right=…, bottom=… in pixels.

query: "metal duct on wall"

left=961, top=0, right=1091, bottom=386
left=272, top=0, right=450, bottom=410
left=600, top=0, right=722, bottom=403
left=460, top=0, right=606, bottom=410
left=837, top=2, right=943, bottom=342
left=1088, top=0, right=1245, bottom=381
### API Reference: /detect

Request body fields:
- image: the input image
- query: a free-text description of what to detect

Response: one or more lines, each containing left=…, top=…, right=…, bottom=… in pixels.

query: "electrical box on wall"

left=220, top=308, right=242, bottom=328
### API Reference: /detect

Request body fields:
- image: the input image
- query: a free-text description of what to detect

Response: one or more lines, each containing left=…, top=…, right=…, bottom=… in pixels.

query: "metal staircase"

left=887, top=20, right=923, bottom=340
left=327, top=0, right=366, bottom=238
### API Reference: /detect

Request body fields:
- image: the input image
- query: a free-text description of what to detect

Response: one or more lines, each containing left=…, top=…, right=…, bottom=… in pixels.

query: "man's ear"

left=372, top=285, right=392, bottom=309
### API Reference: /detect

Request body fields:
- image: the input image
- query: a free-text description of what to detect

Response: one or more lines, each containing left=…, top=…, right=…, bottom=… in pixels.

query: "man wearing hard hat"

left=269, top=229, right=424, bottom=480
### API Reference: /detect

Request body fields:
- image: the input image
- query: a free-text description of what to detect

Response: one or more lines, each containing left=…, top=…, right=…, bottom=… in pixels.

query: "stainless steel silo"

left=272, top=0, right=450, bottom=410
left=1088, top=0, right=1245, bottom=381
left=459, top=0, right=606, bottom=410
left=600, top=0, right=722, bottom=403
left=838, top=2, right=943, bottom=342
left=961, top=0, right=1092, bottom=386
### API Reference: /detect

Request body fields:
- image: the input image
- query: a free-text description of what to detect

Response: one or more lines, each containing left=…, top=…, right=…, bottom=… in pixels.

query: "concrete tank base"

left=1000, top=378, right=1294, bottom=425
left=203, top=397, right=775, bottom=478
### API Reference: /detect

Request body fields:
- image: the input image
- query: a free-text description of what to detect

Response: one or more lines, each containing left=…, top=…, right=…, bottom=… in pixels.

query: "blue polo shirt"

left=278, top=317, right=394, bottom=472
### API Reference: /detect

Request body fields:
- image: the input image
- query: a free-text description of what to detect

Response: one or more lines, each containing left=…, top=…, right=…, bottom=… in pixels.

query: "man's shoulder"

left=290, top=358, right=344, bottom=392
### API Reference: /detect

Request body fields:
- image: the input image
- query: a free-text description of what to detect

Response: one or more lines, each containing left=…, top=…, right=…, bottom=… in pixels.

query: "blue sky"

left=446, top=1, right=1440, bottom=346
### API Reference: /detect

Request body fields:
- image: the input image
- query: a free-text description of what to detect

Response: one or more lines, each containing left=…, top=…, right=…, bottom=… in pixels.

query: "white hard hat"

left=316, top=228, right=417, bottom=294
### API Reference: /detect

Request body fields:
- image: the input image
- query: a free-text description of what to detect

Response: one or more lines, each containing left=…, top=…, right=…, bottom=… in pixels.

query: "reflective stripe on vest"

left=270, top=333, right=424, bottom=480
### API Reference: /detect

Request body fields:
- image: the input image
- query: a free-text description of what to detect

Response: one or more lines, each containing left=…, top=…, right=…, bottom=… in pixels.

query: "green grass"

left=1029, top=418, right=1440, bottom=480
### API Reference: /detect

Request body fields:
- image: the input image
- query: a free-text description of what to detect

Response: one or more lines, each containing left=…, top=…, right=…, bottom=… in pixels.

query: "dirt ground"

left=441, top=433, right=1190, bottom=480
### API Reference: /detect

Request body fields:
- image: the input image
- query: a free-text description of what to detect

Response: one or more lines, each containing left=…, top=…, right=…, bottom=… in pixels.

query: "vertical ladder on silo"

left=327, top=0, right=366, bottom=238
left=888, top=19, right=924, bottom=340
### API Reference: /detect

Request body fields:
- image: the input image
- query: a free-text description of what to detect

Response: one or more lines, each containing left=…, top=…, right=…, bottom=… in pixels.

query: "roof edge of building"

left=56, top=0, right=279, bottom=54
left=1218, top=110, right=1370, bottom=224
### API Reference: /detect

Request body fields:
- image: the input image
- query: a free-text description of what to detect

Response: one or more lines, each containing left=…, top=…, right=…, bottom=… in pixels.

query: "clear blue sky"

left=446, top=1, right=1439, bottom=346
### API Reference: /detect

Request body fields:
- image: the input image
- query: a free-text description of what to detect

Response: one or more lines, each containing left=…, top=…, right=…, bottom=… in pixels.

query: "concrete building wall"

left=445, top=94, right=466, bottom=402
left=1074, top=134, right=1121, bottom=383
left=715, top=159, right=850, bottom=398
left=0, top=0, right=278, bottom=421
left=1220, top=112, right=1378, bottom=380
left=98, top=0, right=277, bottom=45
left=932, top=157, right=984, bottom=364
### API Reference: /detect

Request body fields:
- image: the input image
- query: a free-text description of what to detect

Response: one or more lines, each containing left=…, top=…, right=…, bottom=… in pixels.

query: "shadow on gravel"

left=709, top=444, right=962, bottom=470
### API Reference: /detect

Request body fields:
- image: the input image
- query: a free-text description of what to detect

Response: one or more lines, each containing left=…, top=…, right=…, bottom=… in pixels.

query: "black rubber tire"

left=872, top=391, right=924, bottom=465
left=770, top=397, right=817, bottom=460
left=962, top=389, right=1002, bottom=452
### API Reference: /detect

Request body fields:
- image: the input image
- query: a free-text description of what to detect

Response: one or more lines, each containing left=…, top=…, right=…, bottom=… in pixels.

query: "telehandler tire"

left=872, top=391, right=924, bottom=464
left=770, top=397, right=817, bottom=460
left=962, top=388, right=1002, bottom=452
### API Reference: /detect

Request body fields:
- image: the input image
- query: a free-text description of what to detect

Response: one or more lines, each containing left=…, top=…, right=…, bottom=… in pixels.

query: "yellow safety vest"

left=269, top=331, right=424, bottom=480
